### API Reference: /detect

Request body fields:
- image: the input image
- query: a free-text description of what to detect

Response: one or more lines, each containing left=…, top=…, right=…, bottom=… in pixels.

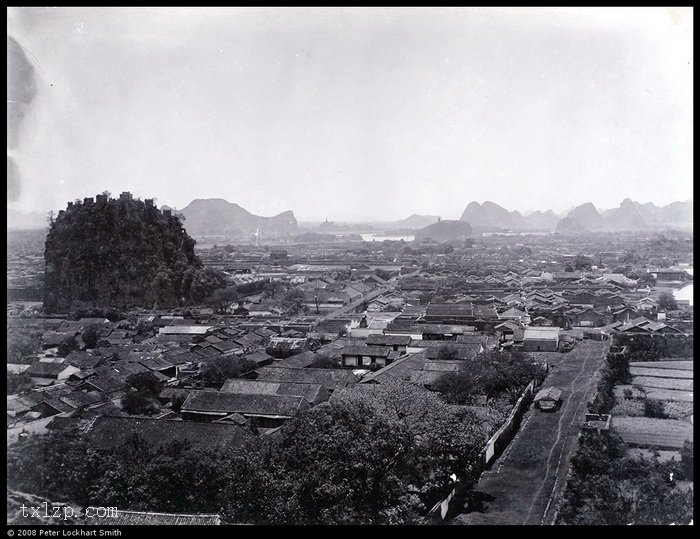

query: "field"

left=631, top=360, right=693, bottom=370
left=642, top=388, right=694, bottom=402
left=628, top=366, right=693, bottom=379
left=613, top=417, right=693, bottom=449
left=631, top=375, right=693, bottom=391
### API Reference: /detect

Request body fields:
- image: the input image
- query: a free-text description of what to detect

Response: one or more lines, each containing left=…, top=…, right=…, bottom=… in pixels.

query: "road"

left=454, top=339, right=609, bottom=525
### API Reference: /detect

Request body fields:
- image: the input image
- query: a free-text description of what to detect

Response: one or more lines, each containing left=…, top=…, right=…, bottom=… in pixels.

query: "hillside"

left=43, top=193, right=225, bottom=312
left=555, top=217, right=590, bottom=235
left=178, top=198, right=298, bottom=236
left=390, top=214, right=440, bottom=229
left=414, top=220, right=472, bottom=242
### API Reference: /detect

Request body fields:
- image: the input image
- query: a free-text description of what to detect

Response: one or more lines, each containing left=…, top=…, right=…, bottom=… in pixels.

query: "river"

left=673, top=283, right=693, bottom=306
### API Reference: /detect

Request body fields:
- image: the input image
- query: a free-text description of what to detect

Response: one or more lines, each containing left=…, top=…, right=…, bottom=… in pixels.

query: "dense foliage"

left=588, top=344, right=630, bottom=414
left=200, top=356, right=257, bottom=386
left=557, top=431, right=693, bottom=525
left=433, top=350, right=546, bottom=405
left=43, top=195, right=225, bottom=312
left=614, top=333, right=693, bottom=361
left=7, top=381, right=489, bottom=524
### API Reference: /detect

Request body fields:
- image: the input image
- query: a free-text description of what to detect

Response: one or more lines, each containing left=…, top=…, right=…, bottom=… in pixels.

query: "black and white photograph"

left=6, top=6, right=693, bottom=529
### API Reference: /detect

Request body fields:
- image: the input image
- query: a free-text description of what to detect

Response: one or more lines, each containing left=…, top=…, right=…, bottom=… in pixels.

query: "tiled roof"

left=87, top=416, right=253, bottom=451
left=182, top=390, right=308, bottom=418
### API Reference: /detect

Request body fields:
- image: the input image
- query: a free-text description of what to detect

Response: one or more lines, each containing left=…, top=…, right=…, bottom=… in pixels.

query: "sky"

left=7, top=7, right=693, bottom=222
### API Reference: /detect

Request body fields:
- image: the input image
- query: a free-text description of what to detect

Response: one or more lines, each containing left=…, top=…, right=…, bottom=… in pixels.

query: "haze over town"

left=7, top=7, right=693, bottom=222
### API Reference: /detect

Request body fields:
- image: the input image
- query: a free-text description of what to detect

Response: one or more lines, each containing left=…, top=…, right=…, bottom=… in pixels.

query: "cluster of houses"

left=7, top=235, right=692, bottom=497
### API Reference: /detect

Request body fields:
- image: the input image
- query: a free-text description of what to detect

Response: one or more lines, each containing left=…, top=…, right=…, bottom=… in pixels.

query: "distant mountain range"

left=7, top=197, right=692, bottom=235
left=460, top=201, right=559, bottom=231
left=460, top=199, right=693, bottom=233
left=175, top=199, right=298, bottom=236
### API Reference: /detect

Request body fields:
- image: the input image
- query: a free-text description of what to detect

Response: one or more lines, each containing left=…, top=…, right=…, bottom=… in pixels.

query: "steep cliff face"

left=43, top=195, right=224, bottom=312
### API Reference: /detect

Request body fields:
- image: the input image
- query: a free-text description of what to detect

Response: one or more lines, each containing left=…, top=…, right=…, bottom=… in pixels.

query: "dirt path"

left=454, top=339, right=609, bottom=525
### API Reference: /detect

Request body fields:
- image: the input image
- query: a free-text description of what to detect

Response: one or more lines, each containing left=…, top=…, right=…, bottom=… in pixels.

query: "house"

left=219, top=379, right=329, bottom=405
left=25, top=361, right=80, bottom=382
left=340, top=345, right=395, bottom=368
left=158, top=325, right=212, bottom=336
left=600, top=273, right=637, bottom=288
left=568, top=307, right=606, bottom=327
left=650, top=268, right=692, bottom=282
left=552, top=272, right=582, bottom=282
left=248, top=366, right=358, bottom=393
left=419, top=324, right=471, bottom=341
left=636, top=297, right=658, bottom=312
left=611, top=306, right=636, bottom=324
left=265, top=337, right=308, bottom=359
left=244, top=350, right=275, bottom=367
left=495, top=320, right=522, bottom=342
left=498, top=306, right=528, bottom=321
left=534, top=386, right=562, bottom=411
left=365, top=334, right=412, bottom=353
left=359, top=353, right=431, bottom=384
left=180, top=391, right=310, bottom=428
left=522, top=327, right=560, bottom=352
left=86, top=416, right=253, bottom=451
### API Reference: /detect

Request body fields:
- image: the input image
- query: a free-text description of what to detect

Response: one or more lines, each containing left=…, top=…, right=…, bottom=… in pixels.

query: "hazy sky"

left=7, top=7, right=693, bottom=221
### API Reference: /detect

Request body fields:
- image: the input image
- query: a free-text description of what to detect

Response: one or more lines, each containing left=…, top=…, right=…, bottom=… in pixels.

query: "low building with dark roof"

left=25, top=361, right=80, bottom=381
left=248, top=366, right=358, bottom=393
left=180, top=390, right=310, bottom=428
left=220, top=379, right=329, bottom=405
left=86, top=416, right=253, bottom=451
left=365, top=334, right=413, bottom=353
left=340, top=345, right=393, bottom=368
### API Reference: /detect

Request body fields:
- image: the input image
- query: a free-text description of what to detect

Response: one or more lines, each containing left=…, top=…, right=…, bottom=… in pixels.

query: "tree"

left=308, top=354, right=340, bottom=369
left=6, top=372, right=34, bottom=395
left=81, top=324, right=101, bottom=349
left=643, top=399, right=665, bottom=418
left=281, top=289, right=309, bottom=316
left=122, top=390, right=158, bottom=416
left=201, top=356, right=256, bottom=386
left=57, top=335, right=80, bottom=357
left=657, top=291, right=677, bottom=311
left=206, top=287, right=239, bottom=314
left=680, top=441, right=693, bottom=480
left=432, top=369, right=479, bottom=405
left=572, top=254, right=593, bottom=271
left=126, top=372, right=163, bottom=398
left=275, top=381, right=488, bottom=524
